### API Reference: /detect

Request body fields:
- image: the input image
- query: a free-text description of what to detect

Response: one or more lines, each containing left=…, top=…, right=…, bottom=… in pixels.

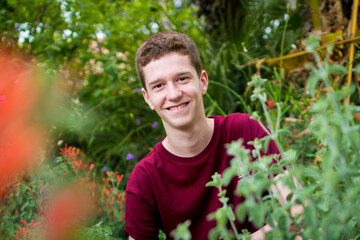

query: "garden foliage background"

left=1, top=0, right=360, bottom=239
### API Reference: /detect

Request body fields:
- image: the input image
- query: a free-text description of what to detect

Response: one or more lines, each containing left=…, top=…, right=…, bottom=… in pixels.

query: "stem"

left=260, top=101, right=285, bottom=156
left=346, top=0, right=359, bottom=104
left=280, top=4, right=290, bottom=69
left=229, top=218, right=241, bottom=240
left=205, top=93, right=227, bottom=116
left=308, top=0, right=322, bottom=30
left=210, top=81, right=251, bottom=114
left=275, top=103, right=281, bottom=134
left=254, top=147, right=286, bottom=233
left=219, top=186, right=241, bottom=240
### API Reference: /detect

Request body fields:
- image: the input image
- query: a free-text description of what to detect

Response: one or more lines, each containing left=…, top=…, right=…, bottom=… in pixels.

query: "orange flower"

left=354, top=113, right=360, bottom=121
left=265, top=99, right=276, bottom=109
left=13, top=226, right=31, bottom=240
left=13, top=219, right=41, bottom=240
left=20, top=218, right=28, bottom=227
left=59, top=145, right=95, bottom=176
left=114, top=172, right=124, bottom=184
left=60, top=145, right=80, bottom=162
left=103, top=177, right=110, bottom=187
left=29, top=187, right=35, bottom=198
left=89, top=164, right=94, bottom=171
left=104, top=188, right=110, bottom=197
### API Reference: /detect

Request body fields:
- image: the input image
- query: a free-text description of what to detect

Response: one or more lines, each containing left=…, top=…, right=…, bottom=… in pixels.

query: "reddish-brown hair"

left=135, top=31, right=202, bottom=90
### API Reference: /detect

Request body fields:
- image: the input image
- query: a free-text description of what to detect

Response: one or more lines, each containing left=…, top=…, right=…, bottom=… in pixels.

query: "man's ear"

left=142, top=88, right=155, bottom=110
left=200, top=70, right=209, bottom=95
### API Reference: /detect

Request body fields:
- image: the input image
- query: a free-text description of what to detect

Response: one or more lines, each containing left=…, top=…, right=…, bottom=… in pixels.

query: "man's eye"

left=154, top=83, right=164, bottom=89
left=177, top=77, right=187, bottom=82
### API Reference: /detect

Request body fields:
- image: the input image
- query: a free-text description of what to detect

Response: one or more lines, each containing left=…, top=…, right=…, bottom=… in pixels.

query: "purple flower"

left=135, top=88, right=140, bottom=93
left=152, top=121, right=158, bottom=128
left=102, top=166, right=108, bottom=172
left=0, top=96, right=6, bottom=105
left=136, top=119, right=141, bottom=125
left=42, top=190, right=47, bottom=197
left=126, top=153, right=135, bottom=161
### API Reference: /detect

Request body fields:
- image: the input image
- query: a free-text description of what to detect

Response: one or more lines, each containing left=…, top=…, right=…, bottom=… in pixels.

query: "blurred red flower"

left=0, top=51, right=44, bottom=195
left=44, top=184, right=93, bottom=240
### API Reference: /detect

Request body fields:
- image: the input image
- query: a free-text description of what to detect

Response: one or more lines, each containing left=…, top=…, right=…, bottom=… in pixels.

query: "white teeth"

left=169, top=103, right=186, bottom=111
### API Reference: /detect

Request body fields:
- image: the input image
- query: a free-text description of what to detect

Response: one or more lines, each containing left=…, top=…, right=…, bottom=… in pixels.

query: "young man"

left=125, top=31, right=283, bottom=240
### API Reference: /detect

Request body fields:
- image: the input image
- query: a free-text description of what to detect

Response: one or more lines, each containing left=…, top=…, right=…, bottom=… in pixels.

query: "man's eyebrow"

left=148, top=78, right=163, bottom=87
left=175, top=71, right=192, bottom=77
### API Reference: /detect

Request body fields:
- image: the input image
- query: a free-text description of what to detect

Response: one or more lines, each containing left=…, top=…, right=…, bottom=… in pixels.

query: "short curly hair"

left=135, top=31, right=202, bottom=90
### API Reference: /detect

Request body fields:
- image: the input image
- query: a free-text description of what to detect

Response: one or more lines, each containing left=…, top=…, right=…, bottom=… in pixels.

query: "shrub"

left=171, top=36, right=360, bottom=240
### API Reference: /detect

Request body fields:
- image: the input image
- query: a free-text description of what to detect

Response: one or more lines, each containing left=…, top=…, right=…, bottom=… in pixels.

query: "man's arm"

left=129, top=236, right=135, bottom=240
left=250, top=170, right=303, bottom=239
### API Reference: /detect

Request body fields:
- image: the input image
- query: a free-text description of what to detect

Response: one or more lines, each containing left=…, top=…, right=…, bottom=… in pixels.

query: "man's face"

left=141, top=52, right=208, bottom=131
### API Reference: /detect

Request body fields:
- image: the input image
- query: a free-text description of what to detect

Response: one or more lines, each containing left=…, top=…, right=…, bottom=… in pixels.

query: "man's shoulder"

left=214, top=112, right=266, bottom=142
left=126, top=143, right=163, bottom=193
left=216, top=112, right=253, bottom=128
left=224, top=112, right=251, bottom=121
left=131, top=142, right=162, bottom=172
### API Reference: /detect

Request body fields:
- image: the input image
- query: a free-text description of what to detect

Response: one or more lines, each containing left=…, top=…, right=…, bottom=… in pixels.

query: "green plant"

left=170, top=220, right=192, bottom=240
left=0, top=144, right=129, bottom=239
left=171, top=35, right=360, bottom=239
left=77, top=222, right=112, bottom=240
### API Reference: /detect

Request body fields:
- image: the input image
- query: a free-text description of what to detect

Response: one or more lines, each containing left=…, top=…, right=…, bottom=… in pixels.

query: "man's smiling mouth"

left=167, top=102, right=189, bottom=111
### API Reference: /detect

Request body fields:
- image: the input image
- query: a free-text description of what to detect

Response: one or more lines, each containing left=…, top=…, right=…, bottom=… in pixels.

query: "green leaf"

left=218, top=189, right=227, bottom=198
left=170, top=220, right=192, bottom=240
left=304, top=34, right=321, bottom=52
left=262, top=136, right=271, bottom=153
left=278, top=214, right=289, bottom=233
left=354, top=64, right=360, bottom=74
left=327, top=64, right=347, bottom=75
left=248, top=75, right=268, bottom=87
left=251, top=203, right=267, bottom=228
left=304, top=203, right=317, bottom=228
left=306, top=73, right=320, bottom=96
left=277, top=129, right=293, bottom=138
left=235, top=203, right=247, bottom=223
left=226, top=207, right=236, bottom=222
left=206, top=172, right=223, bottom=189
left=208, top=228, right=221, bottom=240
left=44, top=44, right=61, bottom=52
left=158, top=230, right=167, bottom=240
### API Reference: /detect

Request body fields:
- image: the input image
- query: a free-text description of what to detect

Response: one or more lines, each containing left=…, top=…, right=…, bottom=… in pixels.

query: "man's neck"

left=162, top=117, right=214, bottom=158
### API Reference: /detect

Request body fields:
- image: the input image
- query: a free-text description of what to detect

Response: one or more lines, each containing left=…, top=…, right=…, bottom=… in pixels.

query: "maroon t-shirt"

left=125, top=113, right=279, bottom=239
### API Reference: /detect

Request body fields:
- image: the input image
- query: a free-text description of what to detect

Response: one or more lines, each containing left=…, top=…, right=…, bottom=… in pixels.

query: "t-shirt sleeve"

left=125, top=165, right=160, bottom=240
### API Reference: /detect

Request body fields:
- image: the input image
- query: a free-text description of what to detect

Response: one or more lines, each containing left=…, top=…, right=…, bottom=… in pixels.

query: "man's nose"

left=166, top=83, right=182, bottom=100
